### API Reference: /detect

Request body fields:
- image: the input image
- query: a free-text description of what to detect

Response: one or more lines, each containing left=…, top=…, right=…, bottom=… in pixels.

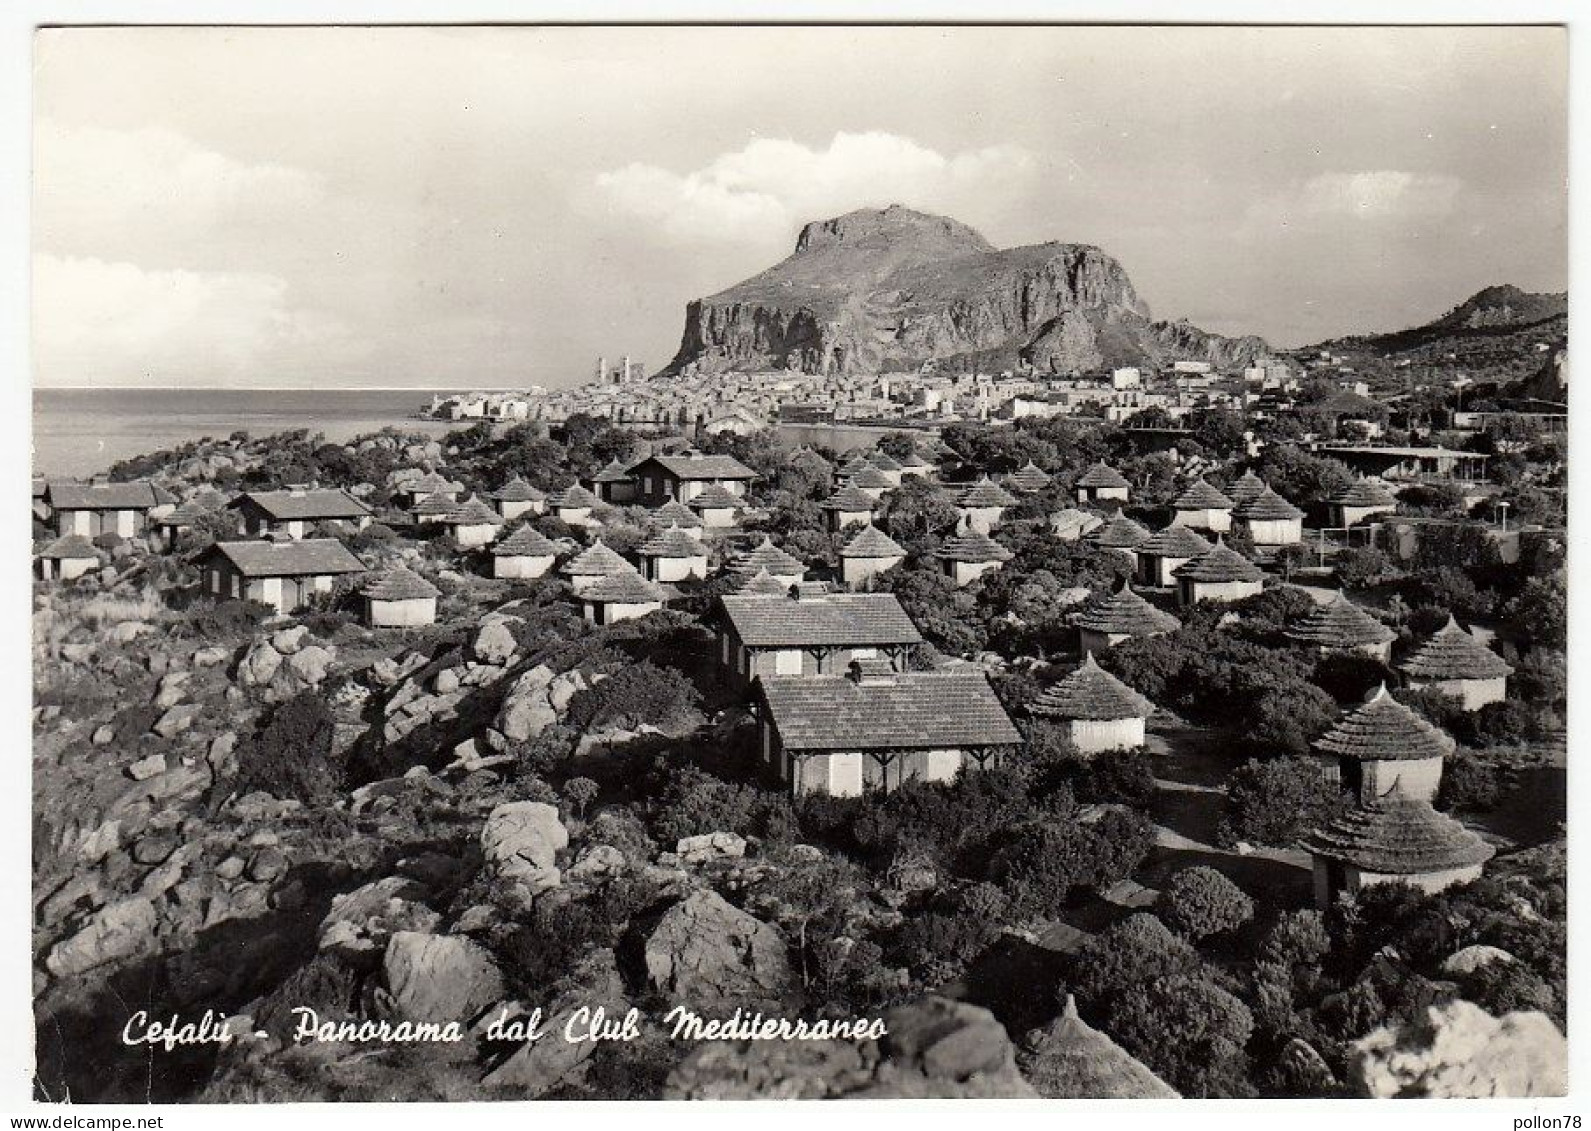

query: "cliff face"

left=660, top=205, right=1269, bottom=376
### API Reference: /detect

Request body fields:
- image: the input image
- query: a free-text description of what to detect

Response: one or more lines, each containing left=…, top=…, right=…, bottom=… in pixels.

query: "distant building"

left=755, top=662, right=1020, bottom=796
left=727, top=537, right=806, bottom=590
left=1134, top=523, right=1212, bottom=589
left=197, top=539, right=365, bottom=614
left=559, top=539, right=633, bottom=594
left=1328, top=478, right=1398, bottom=528
left=637, top=524, right=710, bottom=582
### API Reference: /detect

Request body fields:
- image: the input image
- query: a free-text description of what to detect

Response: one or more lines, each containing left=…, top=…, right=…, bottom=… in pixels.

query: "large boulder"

left=1349, top=1000, right=1566, bottom=1098
left=318, top=877, right=442, bottom=967
left=378, top=931, right=504, bottom=1025
left=495, top=666, right=558, bottom=742
left=643, top=889, right=790, bottom=1004
left=481, top=801, right=567, bottom=894
left=675, top=832, right=746, bottom=865
left=45, top=896, right=160, bottom=978
left=471, top=622, right=518, bottom=667
left=237, top=639, right=284, bottom=687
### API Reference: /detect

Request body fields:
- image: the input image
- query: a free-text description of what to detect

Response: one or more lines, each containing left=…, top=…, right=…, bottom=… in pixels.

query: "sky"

left=30, top=24, right=1568, bottom=390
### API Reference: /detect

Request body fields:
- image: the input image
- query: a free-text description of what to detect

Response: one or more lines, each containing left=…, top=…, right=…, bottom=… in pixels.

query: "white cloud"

left=1297, top=171, right=1462, bottom=218
left=33, top=254, right=355, bottom=385
left=592, top=131, right=1036, bottom=245
left=34, top=120, right=325, bottom=262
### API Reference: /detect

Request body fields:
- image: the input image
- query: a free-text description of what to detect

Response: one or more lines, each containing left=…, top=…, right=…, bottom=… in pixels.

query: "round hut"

left=1075, top=583, right=1181, bottom=655
left=1134, top=523, right=1212, bottom=588
left=490, top=524, right=559, bottom=580
left=1087, top=513, right=1152, bottom=572
left=955, top=478, right=1018, bottom=534
left=1398, top=615, right=1514, bottom=710
left=442, top=495, right=504, bottom=549
left=866, top=450, right=905, bottom=487
left=1075, top=461, right=1131, bottom=505
left=637, top=524, right=709, bottom=583
left=1303, top=784, right=1494, bottom=908
left=1285, top=592, right=1396, bottom=660
left=1029, top=654, right=1155, bottom=754
left=848, top=463, right=897, bottom=500
left=580, top=568, right=666, bottom=625
left=363, top=566, right=441, bottom=627
left=547, top=483, right=602, bottom=527
left=728, top=536, right=806, bottom=589
left=1005, top=461, right=1054, bottom=494
left=1231, top=485, right=1305, bottom=547
left=820, top=484, right=879, bottom=532
left=1312, top=683, right=1455, bottom=803
left=935, top=527, right=1013, bottom=587
left=1170, top=477, right=1234, bottom=534
left=37, top=534, right=100, bottom=581
left=410, top=492, right=458, bottom=528
left=396, top=470, right=463, bottom=509
left=152, top=500, right=208, bottom=550
left=1225, top=469, right=1268, bottom=509
left=732, top=567, right=794, bottom=597
left=1171, top=538, right=1263, bottom=607
left=686, top=483, right=745, bottom=529
left=648, top=499, right=705, bottom=537
left=558, top=538, right=633, bottom=594
left=1021, top=997, right=1179, bottom=1099
left=1329, top=477, right=1398, bottom=528
left=488, top=476, right=547, bottom=521
left=839, top=523, right=906, bottom=589
left=896, top=449, right=935, bottom=480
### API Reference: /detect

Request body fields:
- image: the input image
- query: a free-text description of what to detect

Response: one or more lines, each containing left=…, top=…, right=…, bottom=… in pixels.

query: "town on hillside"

left=31, top=331, right=1567, bottom=1099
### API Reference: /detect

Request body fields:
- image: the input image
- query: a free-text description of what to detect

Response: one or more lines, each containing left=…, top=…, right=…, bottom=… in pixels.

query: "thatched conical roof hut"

left=1399, top=616, right=1514, bottom=681
left=1171, top=538, right=1262, bottom=583
left=1074, top=585, right=1181, bottom=637
left=362, top=566, right=441, bottom=601
left=1313, top=684, right=1455, bottom=763
left=1005, top=461, right=1053, bottom=492
left=1303, top=784, right=1495, bottom=875
left=1030, top=655, right=1154, bottom=721
left=1087, top=513, right=1152, bottom=551
left=956, top=477, right=1018, bottom=509
left=1021, top=996, right=1180, bottom=1099
left=936, top=529, right=1014, bottom=564
left=492, top=525, right=558, bottom=557
left=729, top=536, right=805, bottom=578
left=1076, top=461, right=1130, bottom=490
left=1286, top=593, right=1395, bottom=650
left=1172, top=477, right=1233, bottom=511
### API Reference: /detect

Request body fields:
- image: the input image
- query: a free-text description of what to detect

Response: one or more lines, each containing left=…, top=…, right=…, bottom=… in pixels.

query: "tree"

left=988, top=809, right=1154, bottom=917
left=562, top=776, right=599, bottom=820
left=235, top=690, right=342, bottom=805
left=1070, top=913, right=1201, bottom=1012
left=1159, top=866, right=1255, bottom=941
left=1219, top=757, right=1345, bottom=848
left=1505, top=574, right=1566, bottom=650
left=1334, top=546, right=1396, bottom=590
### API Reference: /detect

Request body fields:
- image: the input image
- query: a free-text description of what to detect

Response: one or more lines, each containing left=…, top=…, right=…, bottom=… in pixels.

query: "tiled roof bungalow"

left=197, top=539, right=365, bottom=614
left=756, top=661, right=1021, bottom=797
left=1398, top=615, right=1514, bottom=710
left=631, top=449, right=757, bottom=506
left=46, top=480, right=168, bottom=539
left=229, top=489, right=372, bottom=540
left=715, top=589, right=922, bottom=682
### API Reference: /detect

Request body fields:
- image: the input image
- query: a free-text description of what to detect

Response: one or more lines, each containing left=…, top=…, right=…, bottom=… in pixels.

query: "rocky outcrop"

left=1348, top=1000, right=1566, bottom=1098
left=661, top=205, right=1269, bottom=377
left=377, top=931, right=504, bottom=1025
left=481, top=801, right=568, bottom=895
left=643, top=889, right=790, bottom=1004
left=482, top=949, right=630, bottom=1094
left=237, top=630, right=337, bottom=703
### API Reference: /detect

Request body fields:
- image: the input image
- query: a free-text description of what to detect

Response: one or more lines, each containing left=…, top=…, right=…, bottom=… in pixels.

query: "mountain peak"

left=665, top=208, right=1269, bottom=377
left=1431, top=285, right=1567, bottom=331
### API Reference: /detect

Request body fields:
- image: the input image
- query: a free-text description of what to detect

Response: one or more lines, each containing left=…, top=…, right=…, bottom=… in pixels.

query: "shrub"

left=989, top=808, right=1154, bottom=917
left=643, top=760, right=791, bottom=845
left=1070, top=913, right=1200, bottom=1012
left=1461, top=699, right=1538, bottom=749
left=562, top=776, right=599, bottom=819
left=1219, top=757, right=1344, bottom=848
left=1435, top=754, right=1502, bottom=813
left=1105, top=975, right=1256, bottom=1097
left=564, top=661, right=702, bottom=734
left=1334, top=547, right=1396, bottom=589
left=1073, top=748, right=1157, bottom=806
left=1159, top=866, right=1255, bottom=940
left=234, top=690, right=342, bottom=805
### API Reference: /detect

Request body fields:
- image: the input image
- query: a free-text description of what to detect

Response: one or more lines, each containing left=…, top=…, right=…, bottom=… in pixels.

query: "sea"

left=30, top=388, right=936, bottom=479
left=31, top=388, right=463, bottom=479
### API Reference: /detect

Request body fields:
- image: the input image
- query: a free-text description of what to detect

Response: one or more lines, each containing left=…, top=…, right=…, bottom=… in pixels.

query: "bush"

left=1105, top=975, right=1256, bottom=1097
left=1461, top=699, right=1538, bottom=748
left=1159, top=866, right=1255, bottom=941
left=1334, top=547, right=1396, bottom=589
left=1070, top=913, right=1200, bottom=1011
left=564, top=661, right=702, bottom=733
left=1435, top=754, right=1502, bottom=813
left=1219, top=757, right=1345, bottom=848
left=235, top=690, right=342, bottom=805
left=643, top=760, right=791, bottom=846
left=989, top=809, right=1154, bottom=917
